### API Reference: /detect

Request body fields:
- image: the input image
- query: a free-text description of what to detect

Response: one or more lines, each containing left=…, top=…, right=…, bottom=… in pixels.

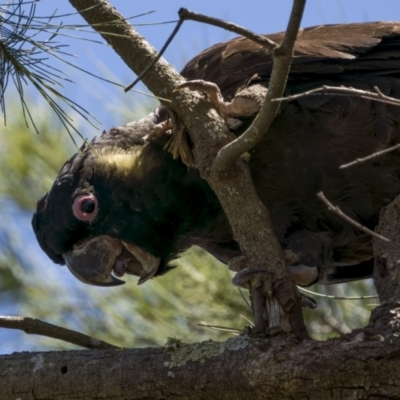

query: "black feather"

left=32, top=22, right=400, bottom=286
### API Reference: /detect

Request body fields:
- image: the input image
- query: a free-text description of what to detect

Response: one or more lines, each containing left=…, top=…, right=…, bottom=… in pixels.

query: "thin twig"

left=238, top=287, right=252, bottom=310
left=274, top=85, right=400, bottom=108
left=0, top=316, right=119, bottom=350
left=124, top=6, right=278, bottom=93
left=298, top=287, right=379, bottom=300
left=240, top=314, right=255, bottom=326
left=340, top=143, right=400, bottom=169
left=198, top=322, right=240, bottom=333
left=317, top=191, right=390, bottom=242
left=212, top=0, right=306, bottom=174
left=124, top=18, right=184, bottom=92
left=274, top=85, right=400, bottom=169
left=178, top=8, right=278, bottom=52
left=205, top=0, right=306, bottom=335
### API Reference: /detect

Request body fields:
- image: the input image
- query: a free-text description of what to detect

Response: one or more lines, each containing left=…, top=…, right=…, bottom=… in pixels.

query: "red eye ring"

left=72, top=194, right=98, bottom=222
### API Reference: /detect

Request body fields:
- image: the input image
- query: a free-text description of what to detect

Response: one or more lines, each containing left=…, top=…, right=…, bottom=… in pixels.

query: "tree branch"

left=374, top=195, right=400, bottom=303
left=2, top=316, right=400, bottom=399
left=124, top=18, right=184, bottom=92
left=317, top=191, right=390, bottom=242
left=274, top=84, right=400, bottom=107
left=178, top=8, right=278, bottom=52
left=340, top=143, right=400, bottom=169
left=0, top=316, right=118, bottom=350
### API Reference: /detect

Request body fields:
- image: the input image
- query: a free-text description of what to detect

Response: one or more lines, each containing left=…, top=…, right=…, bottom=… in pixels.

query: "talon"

left=228, top=256, right=247, bottom=272
left=143, top=119, right=172, bottom=141
left=287, top=265, right=319, bottom=286
left=283, top=249, right=299, bottom=266
left=232, top=269, right=269, bottom=289
left=301, top=294, right=318, bottom=310
left=174, top=80, right=267, bottom=129
left=284, top=250, right=319, bottom=285
left=224, top=117, right=243, bottom=130
left=175, top=80, right=225, bottom=112
left=232, top=262, right=318, bottom=310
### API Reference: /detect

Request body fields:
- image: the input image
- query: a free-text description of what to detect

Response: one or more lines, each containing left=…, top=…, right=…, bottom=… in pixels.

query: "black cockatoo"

left=32, top=22, right=400, bottom=290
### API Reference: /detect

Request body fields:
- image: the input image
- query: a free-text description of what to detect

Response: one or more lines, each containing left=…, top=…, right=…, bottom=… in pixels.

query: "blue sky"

left=0, top=0, right=399, bottom=353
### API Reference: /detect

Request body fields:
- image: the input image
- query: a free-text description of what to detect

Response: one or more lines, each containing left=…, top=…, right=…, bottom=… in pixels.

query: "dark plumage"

left=32, top=22, right=400, bottom=288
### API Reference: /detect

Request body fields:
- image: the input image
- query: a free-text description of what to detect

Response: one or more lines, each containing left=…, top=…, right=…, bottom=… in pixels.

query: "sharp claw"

left=232, top=269, right=269, bottom=289
left=301, top=294, right=318, bottom=310
left=122, top=242, right=160, bottom=285
left=287, top=265, right=319, bottom=286
left=174, top=80, right=225, bottom=112
left=88, top=275, right=125, bottom=287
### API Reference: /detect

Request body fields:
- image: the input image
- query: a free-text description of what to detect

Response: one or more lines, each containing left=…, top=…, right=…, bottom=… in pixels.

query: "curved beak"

left=122, top=242, right=160, bottom=285
left=63, top=237, right=125, bottom=287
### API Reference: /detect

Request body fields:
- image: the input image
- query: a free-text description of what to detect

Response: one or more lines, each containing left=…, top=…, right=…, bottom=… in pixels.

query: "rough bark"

left=374, top=196, right=400, bottom=303
left=1, top=305, right=400, bottom=400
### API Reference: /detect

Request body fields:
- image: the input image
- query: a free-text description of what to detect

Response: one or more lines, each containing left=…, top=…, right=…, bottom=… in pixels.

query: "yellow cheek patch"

left=95, top=146, right=160, bottom=180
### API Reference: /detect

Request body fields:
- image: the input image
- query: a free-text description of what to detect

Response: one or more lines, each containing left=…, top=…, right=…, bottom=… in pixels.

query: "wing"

left=181, top=22, right=400, bottom=98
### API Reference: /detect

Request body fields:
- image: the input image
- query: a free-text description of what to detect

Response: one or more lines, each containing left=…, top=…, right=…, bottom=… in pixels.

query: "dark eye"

left=72, top=194, right=98, bottom=222
left=81, top=199, right=95, bottom=214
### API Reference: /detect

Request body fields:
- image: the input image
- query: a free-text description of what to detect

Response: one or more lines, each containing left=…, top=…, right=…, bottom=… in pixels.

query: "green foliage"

left=0, top=103, right=74, bottom=209
left=304, top=281, right=376, bottom=340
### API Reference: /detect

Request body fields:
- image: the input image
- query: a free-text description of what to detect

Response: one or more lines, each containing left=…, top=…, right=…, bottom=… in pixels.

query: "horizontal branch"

left=298, top=287, right=379, bottom=300
left=0, top=316, right=118, bottom=350
left=1, top=305, right=400, bottom=400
